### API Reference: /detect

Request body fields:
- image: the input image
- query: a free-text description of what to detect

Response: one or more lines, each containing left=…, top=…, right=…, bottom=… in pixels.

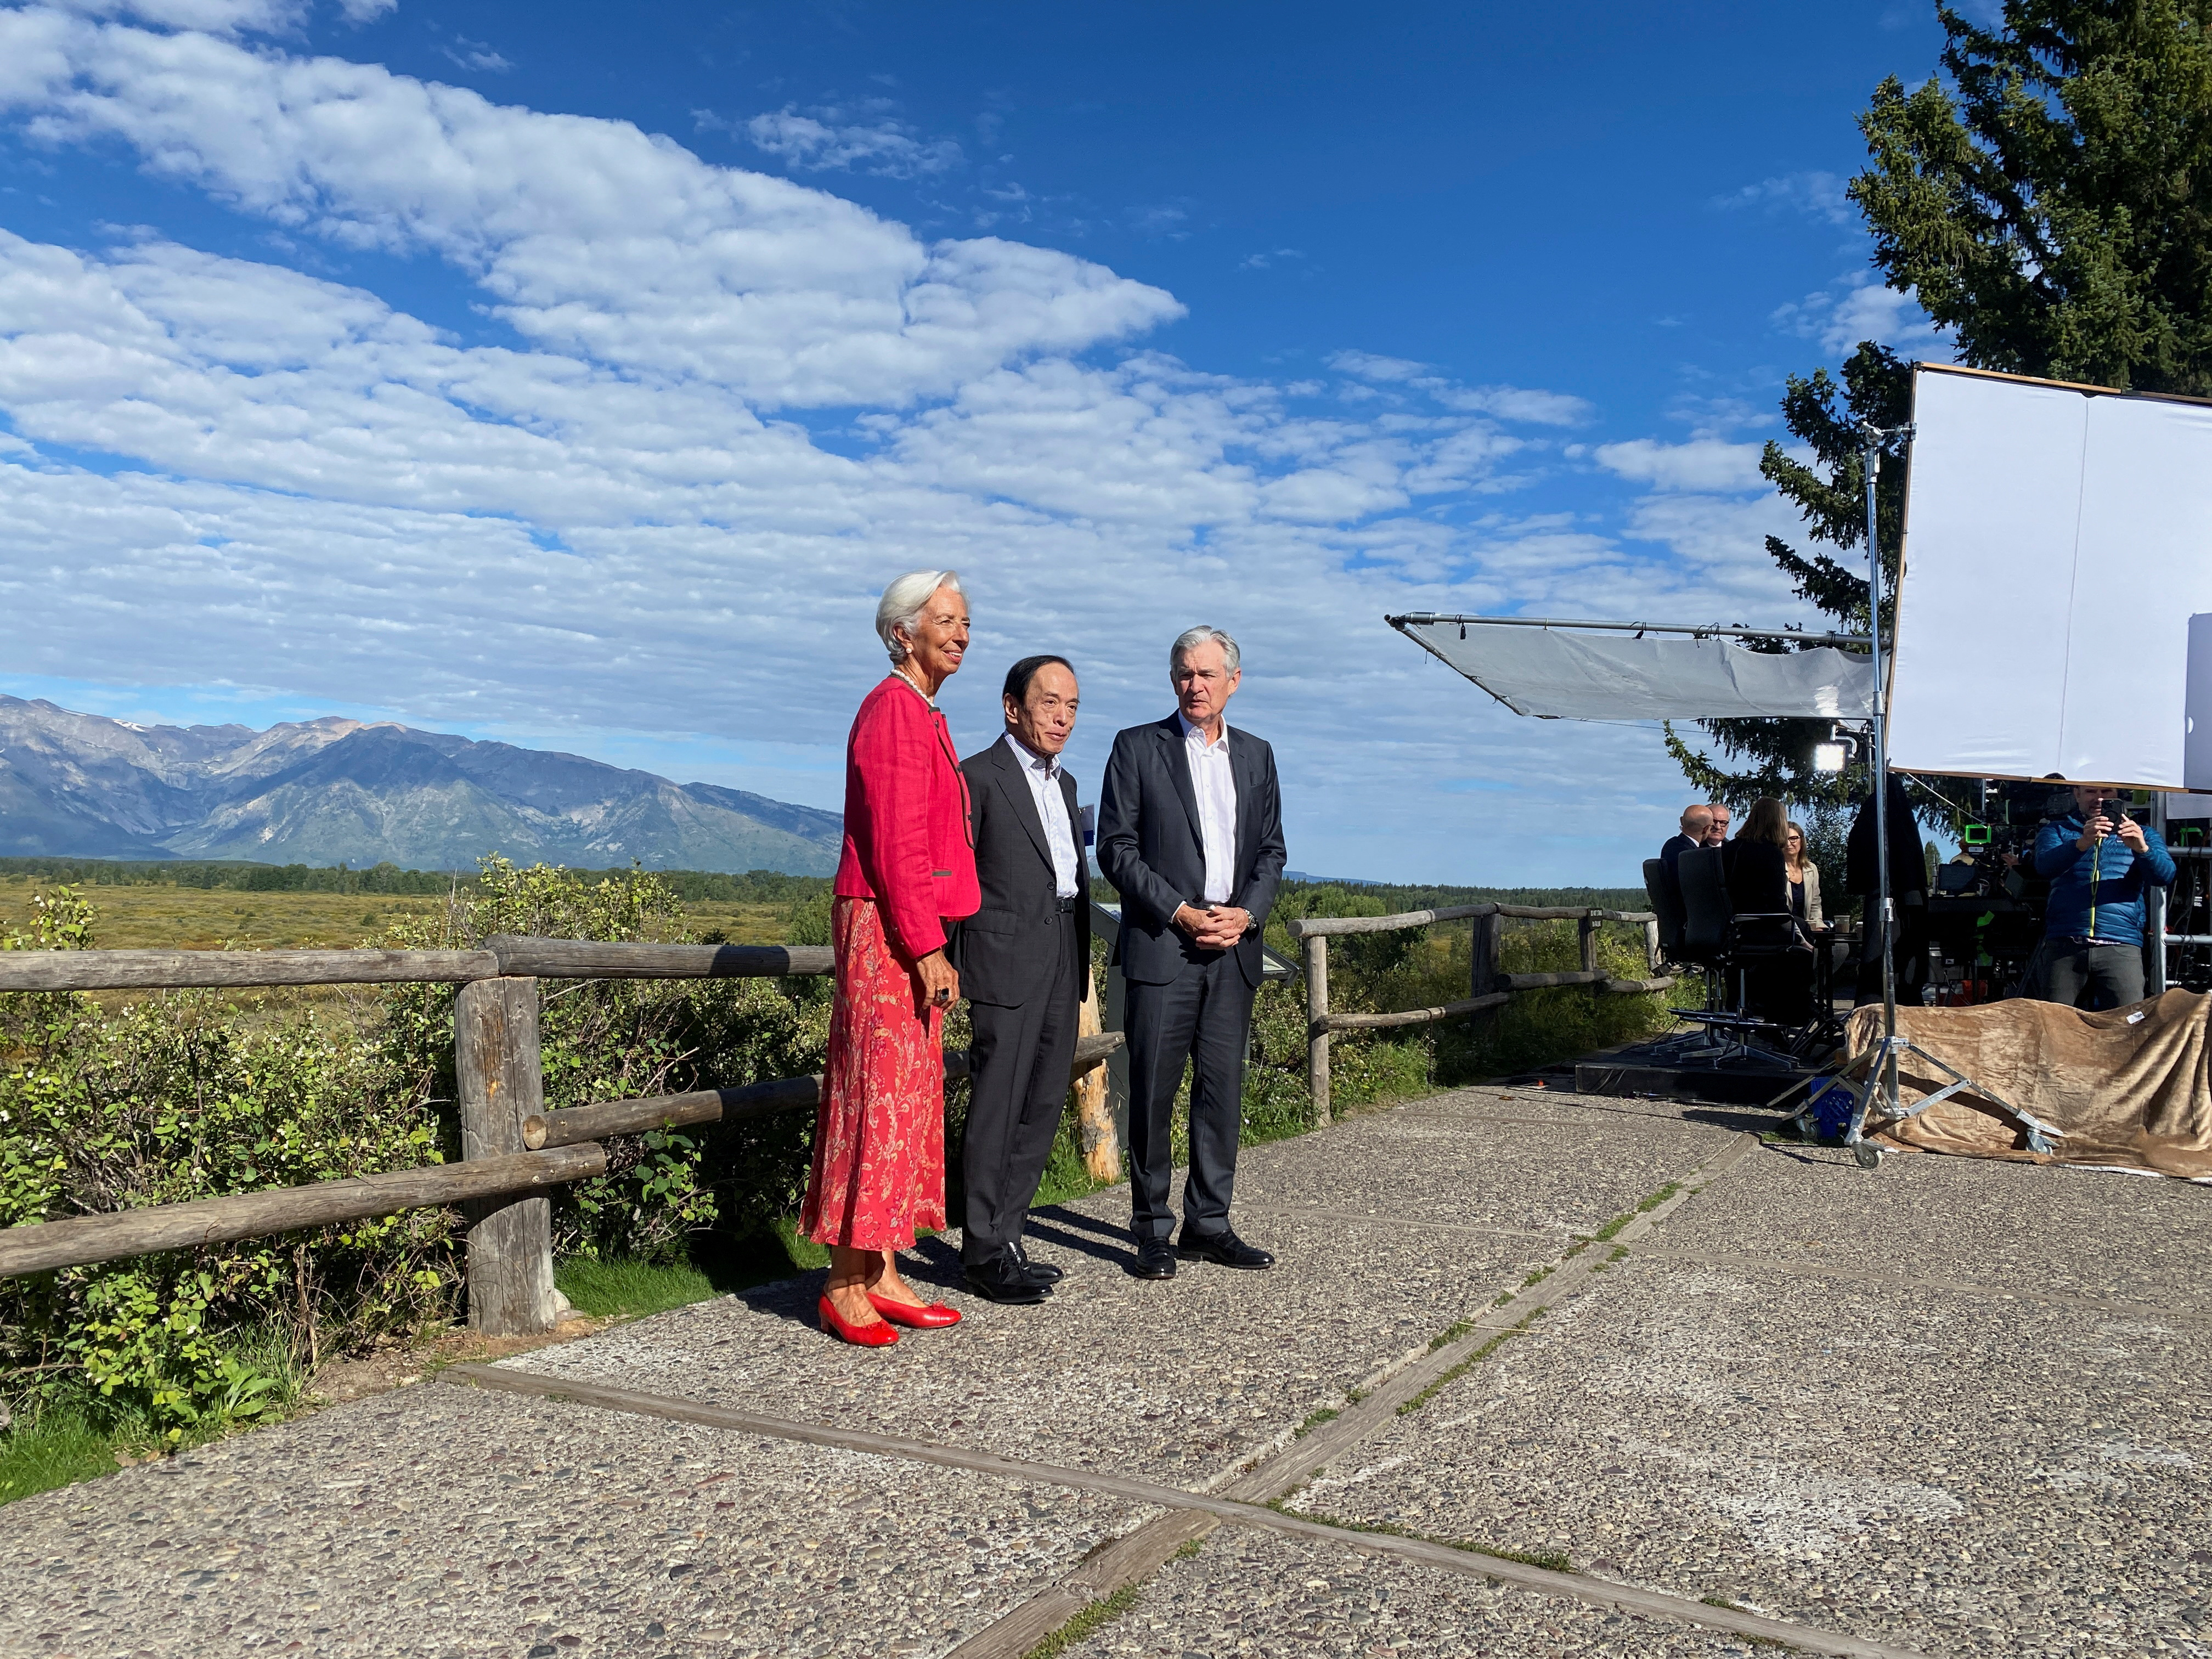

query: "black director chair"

left=1667, top=848, right=1836, bottom=1066
left=1637, top=857, right=1729, bottom=1065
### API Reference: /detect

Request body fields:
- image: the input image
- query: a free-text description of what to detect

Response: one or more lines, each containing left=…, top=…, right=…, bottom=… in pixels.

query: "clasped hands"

left=2077, top=812, right=2149, bottom=854
left=912, top=948, right=959, bottom=1017
left=1172, top=902, right=1252, bottom=951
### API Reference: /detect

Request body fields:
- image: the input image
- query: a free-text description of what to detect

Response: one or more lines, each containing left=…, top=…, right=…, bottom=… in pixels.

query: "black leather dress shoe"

left=963, top=1255, right=1050, bottom=1304
left=1176, top=1227, right=1275, bottom=1269
left=1007, top=1240, right=1064, bottom=1285
left=1128, top=1237, right=1178, bottom=1279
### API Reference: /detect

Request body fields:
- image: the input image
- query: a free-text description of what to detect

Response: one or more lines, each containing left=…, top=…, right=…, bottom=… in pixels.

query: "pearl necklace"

left=893, top=662, right=936, bottom=706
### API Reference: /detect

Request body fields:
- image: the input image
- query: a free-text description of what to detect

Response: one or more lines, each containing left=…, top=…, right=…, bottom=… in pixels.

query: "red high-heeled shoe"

left=866, top=1290, right=962, bottom=1329
left=818, top=1293, right=899, bottom=1346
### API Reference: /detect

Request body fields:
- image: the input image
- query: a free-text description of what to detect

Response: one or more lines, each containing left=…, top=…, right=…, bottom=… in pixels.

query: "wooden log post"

left=1644, top=916, right=1663, bottom=976
left=1466, top=910, right=1504, bottom=1062
left=1304, top=933, right=1330, bottom=1126
left=456, top=977, right=557, bottom=1336
left=1578, top=914, right=1601, bottom=975
left=1470, top=911, right=1502, bottom=995
left=1071, top=966, right=1121, bottom=1181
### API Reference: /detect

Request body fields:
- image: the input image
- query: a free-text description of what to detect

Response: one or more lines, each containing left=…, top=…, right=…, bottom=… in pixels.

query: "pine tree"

left=1677, top=1, right=2212, bottom=816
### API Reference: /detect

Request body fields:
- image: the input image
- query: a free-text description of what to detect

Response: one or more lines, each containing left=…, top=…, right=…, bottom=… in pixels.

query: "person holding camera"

left=2029, top=785, right=2176, bottom=1009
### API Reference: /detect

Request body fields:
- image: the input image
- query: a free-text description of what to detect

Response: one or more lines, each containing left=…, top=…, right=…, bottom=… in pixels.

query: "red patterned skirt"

left=800, top=896, right=947, bottom=1250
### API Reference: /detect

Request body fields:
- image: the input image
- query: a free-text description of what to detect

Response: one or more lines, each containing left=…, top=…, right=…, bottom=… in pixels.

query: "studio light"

left=1813, top=742, right=1848, bottom=774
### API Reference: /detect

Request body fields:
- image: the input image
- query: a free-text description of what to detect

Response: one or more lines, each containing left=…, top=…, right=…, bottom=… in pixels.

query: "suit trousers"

left=1124, top=949, right=1255, bottom=1241
left=961, top=925, right=1080, bottom=1266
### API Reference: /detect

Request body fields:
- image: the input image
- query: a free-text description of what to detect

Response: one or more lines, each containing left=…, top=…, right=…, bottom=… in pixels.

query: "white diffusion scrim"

left=1402, top=623, right=1874, bottom=721
left=1889, top=366, right=2212, bottom=788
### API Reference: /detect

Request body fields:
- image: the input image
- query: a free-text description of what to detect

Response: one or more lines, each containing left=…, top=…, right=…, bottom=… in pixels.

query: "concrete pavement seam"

left=439, top=1355, right=1929, bottom=1658
left=953, top=1126, right=1767, bottom=1657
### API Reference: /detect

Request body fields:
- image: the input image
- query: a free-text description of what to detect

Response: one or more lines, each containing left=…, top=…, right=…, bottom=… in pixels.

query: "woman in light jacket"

left=1785, top=820, right=1825, bottom=927
left=800, top=570, right=981, bottom=1346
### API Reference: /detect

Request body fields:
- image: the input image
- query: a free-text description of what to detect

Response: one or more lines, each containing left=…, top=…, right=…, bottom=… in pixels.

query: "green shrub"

left=377, top=857, right=831, bottom=1265
left=1, top=863, right=831, bottom=1440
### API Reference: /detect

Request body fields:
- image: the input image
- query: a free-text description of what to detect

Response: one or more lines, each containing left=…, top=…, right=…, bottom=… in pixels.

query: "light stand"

left=1833, top=421, right=2063, bottom=1168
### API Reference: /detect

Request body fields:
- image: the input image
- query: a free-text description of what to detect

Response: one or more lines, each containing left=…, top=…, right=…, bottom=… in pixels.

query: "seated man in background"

left=1701, top=802, right=1731, bottom=847
left=1658, top=804, right=1712, bottom=906
left=2031, top=785, right=2175, bottom=1009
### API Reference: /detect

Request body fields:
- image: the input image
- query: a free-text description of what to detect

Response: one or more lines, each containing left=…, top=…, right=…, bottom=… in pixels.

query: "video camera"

left=1939, top=780, right=2065, bottom=899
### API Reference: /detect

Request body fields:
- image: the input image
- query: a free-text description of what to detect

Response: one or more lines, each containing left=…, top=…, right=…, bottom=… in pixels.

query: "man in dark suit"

left=950, top=655, right=1092, bottom=1304
left=1097, top=625, right=1286, bottom=1280
left=1657, top=804, right=1713, bottom=909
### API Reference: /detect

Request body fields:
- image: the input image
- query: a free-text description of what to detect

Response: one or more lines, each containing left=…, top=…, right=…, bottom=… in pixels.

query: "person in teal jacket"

left=2031, top=785, right=2176, bottom=1009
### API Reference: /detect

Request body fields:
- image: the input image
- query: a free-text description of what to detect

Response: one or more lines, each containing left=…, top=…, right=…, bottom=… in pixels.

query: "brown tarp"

left=1842, top=991, right=2212, bottom=1178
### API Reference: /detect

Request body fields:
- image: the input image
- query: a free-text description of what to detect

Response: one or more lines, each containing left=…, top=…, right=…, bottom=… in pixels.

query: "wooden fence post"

left=456, top=976, right=556, bottom=1336
left=1468, top=910, right=1503, bottom=1062
left=1470, top=912, right=1501, bottom=996
left=1071, top=966, right=1121, bottom=1181
left=1644, top=916, right=1663, bottom=975
left=1304, top=933, right=1330, bottom=1126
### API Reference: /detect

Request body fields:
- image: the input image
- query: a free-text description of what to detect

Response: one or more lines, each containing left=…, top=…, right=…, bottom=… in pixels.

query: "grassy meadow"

left=0, top=873, right=800, bottom=952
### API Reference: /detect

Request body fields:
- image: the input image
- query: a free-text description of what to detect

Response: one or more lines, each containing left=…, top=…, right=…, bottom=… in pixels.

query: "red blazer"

left=834, top=675, right=980, bottom=960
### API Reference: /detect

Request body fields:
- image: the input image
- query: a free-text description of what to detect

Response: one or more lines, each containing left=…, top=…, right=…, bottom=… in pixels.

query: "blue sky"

left=0, top=0, right=1950, bottom=883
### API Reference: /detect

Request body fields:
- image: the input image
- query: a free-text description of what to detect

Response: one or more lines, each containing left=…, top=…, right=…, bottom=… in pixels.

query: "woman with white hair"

left=800, top=569, right=981, bottom=1345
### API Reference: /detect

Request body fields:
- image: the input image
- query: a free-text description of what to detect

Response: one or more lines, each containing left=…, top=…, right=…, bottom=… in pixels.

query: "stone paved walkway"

left=3, top=1086, right=2208, bottom=1659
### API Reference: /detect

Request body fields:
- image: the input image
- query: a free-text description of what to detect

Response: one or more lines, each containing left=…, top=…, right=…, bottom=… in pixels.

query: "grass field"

left=0, top=876, right=798, bottom=952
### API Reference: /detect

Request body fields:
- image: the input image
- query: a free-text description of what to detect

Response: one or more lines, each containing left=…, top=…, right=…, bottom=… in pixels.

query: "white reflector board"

left=1395, top=620, right=1874, bottom=721
left=1891, top=365, right=2212, bottom=788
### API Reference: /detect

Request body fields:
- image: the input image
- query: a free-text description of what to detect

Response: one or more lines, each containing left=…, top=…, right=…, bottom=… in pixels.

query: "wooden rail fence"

left=0, top=934, right=1119, bottom=1333
left=1285, top=904, right=1674, bottom=1121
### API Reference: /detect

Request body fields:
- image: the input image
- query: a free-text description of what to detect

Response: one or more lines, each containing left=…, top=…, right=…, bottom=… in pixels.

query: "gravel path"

left=1055, top=1526, right=1767, bottom=1659
left=1284, top=1144, right=2212, bottom=1658
left=0, top=1378, right=1145, bottom=1658
left=3, top=1087, right=2201, bottom=1659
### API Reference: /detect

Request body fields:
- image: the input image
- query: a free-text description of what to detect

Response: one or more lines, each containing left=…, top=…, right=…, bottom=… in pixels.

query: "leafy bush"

left=1, top=862, right=831, bottom=1440
left=1, top=889, right=444, bottom=1438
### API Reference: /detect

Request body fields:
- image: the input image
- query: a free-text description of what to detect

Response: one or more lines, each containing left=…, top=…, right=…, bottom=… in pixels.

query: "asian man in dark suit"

left=949, top=655, right=1092, bottom=1304
left=1097, top=625, right=1286, bottom=1280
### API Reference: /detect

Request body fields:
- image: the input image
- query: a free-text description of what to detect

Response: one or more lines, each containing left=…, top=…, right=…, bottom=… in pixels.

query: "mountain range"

left=0, top=697, right=843, bottom=874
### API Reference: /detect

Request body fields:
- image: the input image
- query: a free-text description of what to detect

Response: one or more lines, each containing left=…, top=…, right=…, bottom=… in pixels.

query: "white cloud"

left=1441, top=384, right=1593, bottom=426
left=743, top=103, right=963, bottom=179
left=439, top=35, right=507, bottom=73
left=336, top=0, right=393, bottom=21
left=1772, top=272, right=1945, bottom=359
left=40, top=0, right=304, bottom=33
left=0, top=11, right=1175, bottom=407
left=1593, top=437, right=1765, bottom=492
left=1239, top=248, right=1302, bottom=270
left=1714, top=169, right=1855, bottom=228
left=1328, top=349, right=1425, bottom=382
left=0, top=14, right=1836, bottom=883
left=1327, top=349, right=1594, bottom=426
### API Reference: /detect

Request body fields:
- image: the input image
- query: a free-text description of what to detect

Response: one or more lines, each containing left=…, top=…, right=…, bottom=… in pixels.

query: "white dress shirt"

left=1002, top=732, right=1081, bottom=898
left=1177, top=712, right=1238, bottom=904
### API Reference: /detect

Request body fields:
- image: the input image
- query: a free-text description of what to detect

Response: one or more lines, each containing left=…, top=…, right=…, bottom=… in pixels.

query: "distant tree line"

left=0, top=859, right=849, bottom=903
left=0, top=857, right=456, bottom=894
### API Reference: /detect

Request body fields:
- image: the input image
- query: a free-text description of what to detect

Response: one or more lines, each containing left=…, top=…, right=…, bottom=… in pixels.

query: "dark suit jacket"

left=947, top=735, right=1091, bottom=1008
left=1658, top=832, right=1698, bottom=898
left=1097, top=714, right=1286, bottom=988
